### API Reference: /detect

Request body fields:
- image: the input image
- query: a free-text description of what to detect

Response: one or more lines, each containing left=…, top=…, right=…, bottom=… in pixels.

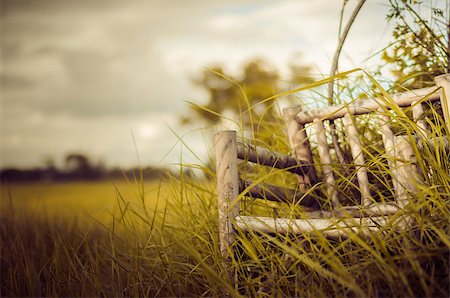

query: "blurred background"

left=0, top=0, right=445, bottom=181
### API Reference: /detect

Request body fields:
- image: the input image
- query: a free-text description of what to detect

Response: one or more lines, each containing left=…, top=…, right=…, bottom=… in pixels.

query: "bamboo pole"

left=336, top=204, right=399, bottom=217
left=378, top=112, right=403, bottom=204
left=411, top=101, right=427, bottom=132
left=343, top=113, right=372, bottom=206
left=312, top=119, right=339, bottom=206
left=283, top=107, right=318, bottom=191
left=434, top=74, right=450, bottom=132
left=239, top=179, right=318, bottom=207
left=326, top=0, right=366, bottom=167
left=393, top=135, right=419, bottom=208
left=235, top=215, right=407, bottom=239
left=236, top=141, right=310, bottom=176
left=294, top=86, right=440, bottom=125
left=215, top=131, right=240, bottom=260
left=299, top=204, right=399, bottom=218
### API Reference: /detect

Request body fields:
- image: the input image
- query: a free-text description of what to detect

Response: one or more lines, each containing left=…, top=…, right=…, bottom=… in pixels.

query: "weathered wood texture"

left=215, top=131, right=240, bottom=258
left=283, top=107, right=318, bottom=191
left=312, top=119, right=339, bottom=206
left=296, top=204, right=399, bottom=218
left=412, top=101, right=427, bottom=132
left=343, top=113, right=372, bottom=206
left=434, top=74, right=450, bottom=132
left=239, top=179, right=318, bottom=207
left=236, top=141, right=311, bottom=176
left=378, top=113, right=404, bottom=205
left=294, top=86, right=440, bottom=124
left=235, top=215, right=408, bottom=238
left=393, top=135, right=420, bottom=208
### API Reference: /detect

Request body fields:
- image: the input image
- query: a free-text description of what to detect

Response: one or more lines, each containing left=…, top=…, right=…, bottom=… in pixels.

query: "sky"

left=0, top=0, right=400, bottom=170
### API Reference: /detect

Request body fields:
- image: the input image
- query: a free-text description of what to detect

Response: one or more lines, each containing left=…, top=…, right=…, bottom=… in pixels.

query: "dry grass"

left=1, top=72, right=449, bottom=297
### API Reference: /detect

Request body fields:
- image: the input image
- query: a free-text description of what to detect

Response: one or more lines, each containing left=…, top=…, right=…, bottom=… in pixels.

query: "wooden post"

left=236, top=141, right=311, bottom=176
left=411, top=101, right=427, bottom=132
left=378, top=113, right=403, bottom=205
left=234, top=215, right=407, bottom=239
left=312, top=119, right=339, bottom=206
left=343, top=113, right=372, bottom=206
left=215, top=131, right=240, bottom=261
left=393, top=136, right=419, bottom=208
left=434, top=74, right=450, bottom=132
left=283, top=107, right=318, bottom=192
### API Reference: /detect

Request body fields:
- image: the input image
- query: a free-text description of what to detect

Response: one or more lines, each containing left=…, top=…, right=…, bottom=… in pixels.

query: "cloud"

left=1, top=0, right=398, bottom=168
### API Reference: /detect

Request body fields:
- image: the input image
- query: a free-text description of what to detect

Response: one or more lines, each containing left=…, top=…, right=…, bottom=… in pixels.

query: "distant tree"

left=183, top=59, right=279, bottom=127
left=184, top=58, right=314, bottom=140
left=381, top=0, right=448, bottom=91
left=65, top=153, right=102, bottom=180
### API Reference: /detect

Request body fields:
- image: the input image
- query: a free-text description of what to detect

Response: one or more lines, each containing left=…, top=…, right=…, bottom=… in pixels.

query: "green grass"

left=1, top=71, right=449, bottom=297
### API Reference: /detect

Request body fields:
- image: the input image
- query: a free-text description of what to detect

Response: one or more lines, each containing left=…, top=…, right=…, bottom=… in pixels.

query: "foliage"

left=382, top=0, right=448, bottom=90
left=183, top=59, right=314, bottom=136
left=184, top=59, right=276, bottom=126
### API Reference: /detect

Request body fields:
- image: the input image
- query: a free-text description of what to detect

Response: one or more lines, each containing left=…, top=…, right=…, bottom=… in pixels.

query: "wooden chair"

left=214, top=74, right=450, bottom=261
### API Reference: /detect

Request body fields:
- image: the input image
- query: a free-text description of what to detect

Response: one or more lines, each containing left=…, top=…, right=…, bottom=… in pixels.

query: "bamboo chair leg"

left=412, top=101, right=427, bottom=132
left=434, top=74, right=450, bottom=132
left=283, top=107, right=318, bottom=191
left=343, top=113, right=372, bottom=206
left=313, top=119, right=339, bottom=206
left=215, top=131, right=240, bottom=277
left=378, top=113, right=403, bottom=204
left=393, top=135, right=420, bottom=208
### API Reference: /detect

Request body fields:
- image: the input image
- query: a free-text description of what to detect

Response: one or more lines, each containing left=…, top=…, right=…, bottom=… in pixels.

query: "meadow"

left=1, top=73, right=450, bottom=297
left=1, top=177, right=231, bottom=297
left=0, top=180, right=164, bottom=226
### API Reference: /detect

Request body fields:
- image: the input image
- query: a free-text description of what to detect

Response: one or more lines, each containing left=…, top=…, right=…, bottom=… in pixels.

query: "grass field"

left=0, top=177, right=231, bottom=297
left=1, top=72, right=449, bottom=296
left=0, top=180, right=164, bottom=226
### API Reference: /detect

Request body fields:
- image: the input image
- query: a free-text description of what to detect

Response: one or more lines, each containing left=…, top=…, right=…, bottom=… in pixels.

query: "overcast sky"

left=1, top=0, right=403, bottom=169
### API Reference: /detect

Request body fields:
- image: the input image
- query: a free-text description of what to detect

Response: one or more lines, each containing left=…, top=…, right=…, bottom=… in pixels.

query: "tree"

left=382, top=0, right=448, bottom=91
left=65, top=153, right=102, bottom=180
left=184, top=58, right=313, bottom=140
left=184, top=59, right=279, bottom=127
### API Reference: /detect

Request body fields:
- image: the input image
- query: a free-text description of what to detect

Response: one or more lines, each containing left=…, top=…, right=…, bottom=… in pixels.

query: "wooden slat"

left=298, top=204, right=400, bottom=218
left=343, top=113, right=372, bottom=206
left=312, top=119, right=339, bottom=206
left=234, top=215, right=408, bottom=238
left=336, top=204, right=399, bottom=217
left=378, top=113, right=403, bottom=204
left=239, top=179, right=318, bottom=207
left=294, top=86, right=440, bottom=125
left=215, top=131, right=240, bottom=259
left=411, top=101, right=427, bottom=132
left=434, top=74, right=450, bottom=132
left=283, top=107, right=318, bottom=191
left=393, top=135, right=419, bottom=208
left=236, top=141, right=311, bottom=176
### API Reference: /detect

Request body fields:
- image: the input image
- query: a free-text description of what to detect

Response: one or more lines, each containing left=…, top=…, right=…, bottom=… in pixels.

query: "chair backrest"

left=283, top=74, right=449, bottom=208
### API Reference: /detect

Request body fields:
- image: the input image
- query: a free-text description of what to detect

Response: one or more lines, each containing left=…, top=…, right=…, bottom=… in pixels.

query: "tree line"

left=0, top=153, right=166, bottom=183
